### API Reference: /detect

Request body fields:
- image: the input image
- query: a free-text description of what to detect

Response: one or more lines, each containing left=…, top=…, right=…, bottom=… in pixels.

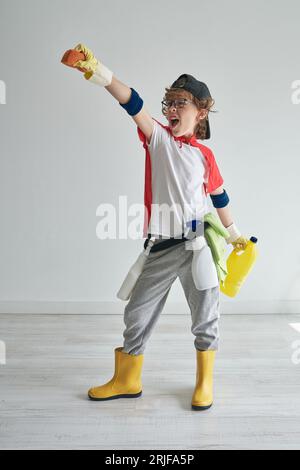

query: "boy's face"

left=164, top=92, right=208, bottom=138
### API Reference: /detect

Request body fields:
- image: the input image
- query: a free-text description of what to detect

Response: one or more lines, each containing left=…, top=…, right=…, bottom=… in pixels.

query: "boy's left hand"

left=231, top=235, right=249, bottom=251
left=225, top=223, right=249, bottom=250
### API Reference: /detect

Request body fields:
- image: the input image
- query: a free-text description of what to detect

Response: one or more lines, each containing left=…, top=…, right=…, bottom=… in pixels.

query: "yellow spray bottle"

left=220, top=236, right=258, bottom=297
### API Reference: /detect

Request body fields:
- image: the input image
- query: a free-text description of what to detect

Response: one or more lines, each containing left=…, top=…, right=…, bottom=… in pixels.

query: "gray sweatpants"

left=122, top=238, right=220, bottom=355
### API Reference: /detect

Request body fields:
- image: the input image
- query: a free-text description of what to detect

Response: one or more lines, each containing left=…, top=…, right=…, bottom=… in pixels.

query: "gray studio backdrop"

left=0, top=0, right=300, bottom=314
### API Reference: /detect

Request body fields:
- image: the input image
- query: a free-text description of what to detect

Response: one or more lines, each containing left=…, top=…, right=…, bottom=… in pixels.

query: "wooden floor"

left=0, top=313, right=300, bottom=450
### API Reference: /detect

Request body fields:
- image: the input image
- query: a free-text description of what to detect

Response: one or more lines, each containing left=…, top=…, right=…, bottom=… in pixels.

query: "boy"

left=63, top=43, right=248, bottom=410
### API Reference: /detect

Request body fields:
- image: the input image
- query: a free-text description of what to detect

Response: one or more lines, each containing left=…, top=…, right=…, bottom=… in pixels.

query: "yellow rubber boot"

left=88, top=347, right=144, bottom=401
left=191, top=350, right=216, bottom=411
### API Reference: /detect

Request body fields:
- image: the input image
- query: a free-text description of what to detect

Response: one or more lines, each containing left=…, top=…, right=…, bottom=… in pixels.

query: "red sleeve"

left=207, top=150, right=224, bottom=193
left=199, top=145, right=224, bottom=195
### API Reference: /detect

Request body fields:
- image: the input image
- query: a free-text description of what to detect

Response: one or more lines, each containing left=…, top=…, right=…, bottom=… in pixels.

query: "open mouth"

left=170, top=118, right=180, bottom=129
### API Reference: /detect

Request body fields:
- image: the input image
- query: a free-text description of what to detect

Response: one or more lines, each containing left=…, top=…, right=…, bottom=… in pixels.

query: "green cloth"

left=203, top=212, right=230, bottom=283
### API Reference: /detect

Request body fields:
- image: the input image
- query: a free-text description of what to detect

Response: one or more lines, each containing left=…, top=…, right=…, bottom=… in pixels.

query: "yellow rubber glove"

left=73, top=43, right=98, bottom=74
left=231, top=235, right=249, bottom=251
left=72, top=43, right=113, bottom=86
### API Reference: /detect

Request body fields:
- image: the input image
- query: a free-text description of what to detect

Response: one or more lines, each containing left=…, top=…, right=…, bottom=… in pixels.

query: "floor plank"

left=0, top=313, right=300, bottom=450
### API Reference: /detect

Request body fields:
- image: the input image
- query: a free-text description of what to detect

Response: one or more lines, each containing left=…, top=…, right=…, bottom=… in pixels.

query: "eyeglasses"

left=161, top=98, right=193, bottom=114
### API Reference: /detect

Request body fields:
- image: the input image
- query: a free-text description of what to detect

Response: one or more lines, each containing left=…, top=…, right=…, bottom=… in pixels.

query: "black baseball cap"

left=170, top=74, right=212, bottom=139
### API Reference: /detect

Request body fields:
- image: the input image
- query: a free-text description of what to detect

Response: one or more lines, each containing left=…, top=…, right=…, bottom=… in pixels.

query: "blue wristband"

left=119, top=88, right=144, bottom=116
left=210, top=189, right=230, bottom=208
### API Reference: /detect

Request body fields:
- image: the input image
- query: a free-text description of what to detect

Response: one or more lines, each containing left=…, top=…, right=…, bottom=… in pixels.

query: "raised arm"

left=61, top=43, right=154, bottom=144
left=105, top=76, right=154, bottom=144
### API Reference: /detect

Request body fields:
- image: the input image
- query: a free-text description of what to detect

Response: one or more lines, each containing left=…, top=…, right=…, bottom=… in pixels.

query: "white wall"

left=1, top=0, right=300, bottom=313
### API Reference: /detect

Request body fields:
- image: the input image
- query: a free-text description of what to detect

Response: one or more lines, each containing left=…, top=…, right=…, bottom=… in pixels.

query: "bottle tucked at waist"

left=185, top=236, right=219, bottom=291
left=220, top=236, right=258, bottom=298
left=117, top=237, right=155, bottom=301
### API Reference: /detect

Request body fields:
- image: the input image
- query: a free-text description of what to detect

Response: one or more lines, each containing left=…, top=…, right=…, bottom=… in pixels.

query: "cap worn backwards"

left=170, top=74, right=212, bottom=139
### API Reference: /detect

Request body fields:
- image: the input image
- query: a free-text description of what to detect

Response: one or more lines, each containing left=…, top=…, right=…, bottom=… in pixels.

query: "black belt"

left=143, top=233, right=188, bottom=253
left=143, top=221, right=209, bottom=253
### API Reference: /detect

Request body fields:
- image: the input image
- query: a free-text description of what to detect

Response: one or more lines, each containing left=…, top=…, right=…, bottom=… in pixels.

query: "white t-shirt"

left=146, top=119, right=209, bottom=238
